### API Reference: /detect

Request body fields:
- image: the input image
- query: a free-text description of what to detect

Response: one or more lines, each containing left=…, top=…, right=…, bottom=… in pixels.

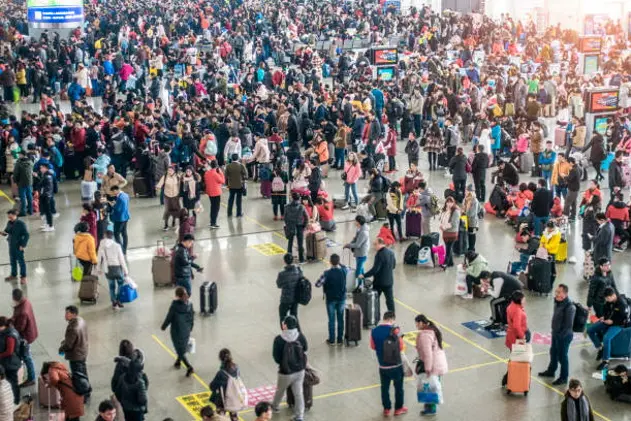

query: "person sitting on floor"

left=479, top=270, right=523, bottom=327
left=377, top=222, right=396, bottom=246
left=462, top=251, right=489, bottom=299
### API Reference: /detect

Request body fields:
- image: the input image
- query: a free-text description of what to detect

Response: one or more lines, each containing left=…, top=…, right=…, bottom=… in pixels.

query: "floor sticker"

left=250, top=242, right=287, bottom=256
left=402, top=331, right=450, bottom=348
left=461, top=320, right=506, bottom=339
left=531, top=332, right=588, bottom=346
left=177, top=385, right=277, bottom=418
left=326, top=239, right=339, bottom=248
left=247, top=384, right=277, bottom=407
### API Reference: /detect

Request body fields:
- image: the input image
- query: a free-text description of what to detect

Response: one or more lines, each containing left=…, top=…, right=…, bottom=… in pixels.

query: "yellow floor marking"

left=0, top=189, right=15, bottom=205
left=250, top=242, right=287, bottom=256
left=176, top=392, right=211, bottom=419
left=220, top=201, right=286, bottom=240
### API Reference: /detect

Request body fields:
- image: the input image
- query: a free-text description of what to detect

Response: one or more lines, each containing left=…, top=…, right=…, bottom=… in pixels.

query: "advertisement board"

left=594, top=117, right=608, bottom=135
left=589, top=89, right=620, bottom=113
left=27, top=0, right=83, bottom=27
left=371, top=48, right=398, bottom=66
left=578, top=36, right=602, bottom=53
left=583, top=54, right=599, bottom=75
left=376, top=66, right=395, bottom=81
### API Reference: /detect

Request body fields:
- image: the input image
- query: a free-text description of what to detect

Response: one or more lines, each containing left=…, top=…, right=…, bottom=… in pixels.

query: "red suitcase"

left=506, top=361, right=531, bottom=395
left=554, top=127, right=566, bottom=147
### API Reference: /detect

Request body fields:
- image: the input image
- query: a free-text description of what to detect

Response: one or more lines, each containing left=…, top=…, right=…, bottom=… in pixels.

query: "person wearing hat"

left=271, top=315, right=308, bottom=421
left=12, top=148, right=34, bottom=217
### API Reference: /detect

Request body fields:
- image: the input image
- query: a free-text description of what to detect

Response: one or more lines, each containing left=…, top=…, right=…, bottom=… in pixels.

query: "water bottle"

left=602, top=367, right=608, bottom=381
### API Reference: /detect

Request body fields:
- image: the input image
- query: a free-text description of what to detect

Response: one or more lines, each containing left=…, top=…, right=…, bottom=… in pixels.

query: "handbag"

left=341, top=171, right=347, bottom=181
left=118, top=283, right=138, bottom=303
left=417, top=374, right=441, bottom=404
left=414, top=358, right=425, bottom=375
left=72, top=262, right=84, bottom=282
left=442, top=231, right=458, bottom=242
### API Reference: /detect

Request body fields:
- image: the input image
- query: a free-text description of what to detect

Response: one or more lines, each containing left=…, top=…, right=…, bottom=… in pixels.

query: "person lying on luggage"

left=479, top=270, right=523, bottom=328
left=461, top=251, right=489, bottom=299
left=587, top=287, right=630, bottom=371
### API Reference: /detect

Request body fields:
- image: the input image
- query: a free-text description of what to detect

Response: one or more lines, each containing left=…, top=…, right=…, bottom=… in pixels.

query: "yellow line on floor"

left=151, top=334, right=209, bottom=390
left=219, top=201, right=286, bottom=240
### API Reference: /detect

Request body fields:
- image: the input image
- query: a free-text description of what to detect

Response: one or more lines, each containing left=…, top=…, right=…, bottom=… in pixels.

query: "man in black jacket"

left=359, top=237, right=396, bottom=312
left=479, top=271, right=522, bottom=325
left=538, top=284, right=576, bottom=385
left=587, top=287, right=630, bottom=370
left=471, top=144, right=490, bottom=202
left=316, top=253, right=348, bottom=345
left=173, top=234, right=203, bottom=297
left=609, top=151, right=626, bottom=203
left=38, top=164, right=56, bottom=232
left=563, top=157, right=581, bottom=221
left=1, top=210, right=30, bottom=284
left=587, top=258, right=618, bottom=317
left=531, top=178, right=553, bottom=236
left=284, top=193, right=309, bottom=263
left=276, top=253, right=303, bottom=330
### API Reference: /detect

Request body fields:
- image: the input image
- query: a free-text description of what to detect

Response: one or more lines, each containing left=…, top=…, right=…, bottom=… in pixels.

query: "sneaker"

left=42, top=226, right=55, bottom=232
left=185, top=367, right=195, bottom=377
left=383, top=409, right=391, bottom=416
left=597, top=361, right=609, bottom=371
left=272, top=406, right=281, bottom=414
left=18, top=380, right=35, bottom=388
left=613, top=247, right=624, bottom=252
left=538, top=371, right=555, bottom=378
left=19, top=277, right=27, bottom=285
left=461, top=294, right=473, bottom=300
left=4, top=276, right=17, bottom=282
left=117, top=301, right=124, bottom=309
left=163, top=226, right=169, bottom=231
left=325, top=339, right=336, bottom=346
left=394, top=407, right=408, bottom=416
left=112, top=303, right=119, bottom=310
left=210, top=225, right=220, bottom=229
left=420, top=409, right=437, bottom=416
left=173, top=360, right=181, bottom=369
left=273, top=216, right=278, bottom=221
left=341, top=204, right=350, bottom=210
left=53, top=213, right=60, bottom=218
left=337, top=341, right=344, bottom=347
left=596, top=348, right=603, bottom=361
left=40, top=224, right=47, bottom=230
left=552, top=378, right=568, bottom=386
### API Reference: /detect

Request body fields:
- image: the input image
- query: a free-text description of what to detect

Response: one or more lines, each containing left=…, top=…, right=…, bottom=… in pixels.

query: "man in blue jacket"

left=1, top=209, right=30, bottom=284
left=490, top=121, right=502, bottom=166
left=538, top=141, right=557, bottom=189
left=109, top=185, right=130, bottom=254
left=371, top=83, right=384, bottom=120
left=67, top=77, right=85, bottom=108
left=316, top=254, right=348, bottom=346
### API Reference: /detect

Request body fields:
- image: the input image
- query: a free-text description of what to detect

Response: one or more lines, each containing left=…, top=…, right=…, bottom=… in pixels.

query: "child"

left=356, top=195, right=376, bottom=223
left=315, top=196, right=336, bottom=232
left=377, top=222, right=396, bottom=246
left=551, top=196, right=563, bottom=217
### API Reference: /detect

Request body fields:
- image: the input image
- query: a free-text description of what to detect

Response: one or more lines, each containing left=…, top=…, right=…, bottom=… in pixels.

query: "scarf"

left=565, top=394, right=590, bottom=421
left=182, top=175, right=196, bottom=200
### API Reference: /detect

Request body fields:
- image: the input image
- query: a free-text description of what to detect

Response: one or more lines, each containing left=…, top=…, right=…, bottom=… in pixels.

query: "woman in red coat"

left=204, top=161, right=225, bottom=229
left=505, top=290, right=529, bottom=350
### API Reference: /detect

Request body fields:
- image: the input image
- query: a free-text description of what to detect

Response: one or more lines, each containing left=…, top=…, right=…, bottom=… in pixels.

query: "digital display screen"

left=579, top=36, right=602, bottom=53
left=27, top=0, right=83, bottom=25
left=376, top=66, right=395, bottom=81
left=372, top=48, right=398, bottom=66
left=589, top=89, right=619, bottom=113
left=583, top=54, right=599, bottom=75
left=594, top=117, right=608, bottom=135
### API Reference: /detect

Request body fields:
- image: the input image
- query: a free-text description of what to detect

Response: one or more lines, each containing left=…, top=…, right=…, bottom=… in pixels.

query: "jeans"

left=9, top=247, right=26, bottom=277
left=474, top=177, right=486, bottom=202
left=533, top=215, right=549, bottom=236
left=40, top=195, right=53, bottom=227
left=176, top=277, right=192, bottom=297
left=272, top=370, right=305, bottom=420
left=444, top=239, right=455, bottom=267
left=108, top=275, right=124, bottom=303
left=355, top=256, right=367, bottom=278
left=23, top=343, right=36, bottom=382
left=69, top=360, right=90, bottom=398
left=209, top=195, right=221, bottom=225
left=334, top=148, right=345, bottom=168
left=227, top=188, right=243, bottom=216
left=375, top=285, right=395, bottom=312
left=326, top=300, right=345, bottom=343
left=379, top=366, right=404, bottom=410
left=453, top=179, right=466, bottom=203
left=555, top=185, right=567, bottom=199
left=286, top=225, right=305, bottom=262
left=542, top=171, right=552, bottom=189
left=413, top=114, right=422, bottom=137
left=6, top=368, right=19, bottom=404
left=344, top=182, right=359, bottom=206
left=546, top=332, right=573, bottom=381
left=387, top=213, right=403, bottom=240
left=587, top=322, right=623, bottom=361
left=18, top=185, right=33, bottom=215
left=113, top=221, right=128, bottom=254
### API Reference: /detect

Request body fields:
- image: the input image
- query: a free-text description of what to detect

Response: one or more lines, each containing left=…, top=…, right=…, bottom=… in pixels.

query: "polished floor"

left=1, top=107, right=630, bottom=421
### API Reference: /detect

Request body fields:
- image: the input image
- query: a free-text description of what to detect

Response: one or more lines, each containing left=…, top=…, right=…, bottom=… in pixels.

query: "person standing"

left=12, top=149, right=33, bottom=216
left=10, top=289, right=38, bottom=387
left=97, top=230, right=129, bottom=310
left=0, top=317, right=21, bottom=404
left=101, top=164, right=128, bottom=201
left=538, top=141, right=556, bottom=189
left=276, top=253, right=302, bottom=330
left=114, top=356, right=148, bottom=421
left=438, top=197, right=461, bottom=269
left=271, top=315, right=308, bottom=421
left=284, top=192, right=309, bottom=263
left=563, top=157, right=581, bottom=221
left=538, top=284, right=576, bottom=386
left=316, top=254, right=348, bottom=346
left=463, top=187, right=480, bottom=252
left=109, top=185, right=130, bottom=254
left=173, top=234, right=203, bottom=298
left=591, top=212, right=614, bottom=264
left=448, top=147, right=467, bottom=203
left=225, top=154, right=247, bottom=218
left=608, top=151, right=626, bottom=203
left=161, top=287, right=195, bottom=377
left=385, top=182, right=405, bottom=241
left=582, top=131, right=606, bottom=182
left=560, top=379, right=595, bottom=421
left=414, top=314, right=448, bottom=416
left=587, top=258, right=618, bottom=318
left=342, top=152, right=361, bottom=210
left=204, top=161, right=225, bottom=229
left=59, top=305, right=91, bottom=402
left=38, top=164, right=56, bottom=232
left=2, top=209, right=29, bottom=284
left=587, top=287, right=630, bottom=371
left=344, top=215, right=370, bottom=280
left=156, top=166, right=182, bottom=231
left=209, top=349, right=241, bottom=421
left=370, top=311, right=407, bottom=416
left=471, top=144, right=490, bottom=202
left=531, top=178, right=553, bottom=236
left=359, top=238, right=397, bottom=312
left=73, top=222, right=97, bottom=276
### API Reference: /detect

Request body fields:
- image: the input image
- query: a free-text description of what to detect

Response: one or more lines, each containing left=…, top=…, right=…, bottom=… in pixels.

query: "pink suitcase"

left=554, top=127, right=566, bottom=147
left=432, top=245, right=446, bottom=266
left=38, top=375, right=61, bottom=408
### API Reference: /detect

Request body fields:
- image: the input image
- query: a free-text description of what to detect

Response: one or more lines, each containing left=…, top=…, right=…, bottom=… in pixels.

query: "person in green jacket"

left=462, top=251, right=489, bottom=299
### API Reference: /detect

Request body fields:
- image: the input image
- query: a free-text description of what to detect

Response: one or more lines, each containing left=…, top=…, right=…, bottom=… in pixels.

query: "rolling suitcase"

left=506, top=361, right=531, bottom=395
left=405, top=212, right=422, bottom=238
left=526, top=257, right=553, bottom=295
left=353, top=289, right=380, bottom=328
left=554, top=127, right=566, bottom=147
left=132, top=173, right=149, bottom=197
left=199, top=281, right=218, bottom=315
left=344, top=304, right=362, bottom=346
left=38, top=375, right=61, bottom=408
left=555, top=239, right=568, bottom=263
left=78, top=275, right=99, bottom=303
left=306, top=231, right=327, bottom=260
left=152, top=255, right=172, bottom=287
left=610, top=327, right=631, bottom=359
left=287, top=382, right=313, bottom=410
left=260, top=180, right=272, bottom=198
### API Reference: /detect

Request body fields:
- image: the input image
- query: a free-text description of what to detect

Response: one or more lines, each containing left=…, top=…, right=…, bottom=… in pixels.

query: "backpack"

left=404, top=242, right=421, bottom=265
left=429, top=193, right=441, bottom=217
left=280, top=340, right=307, bottom=373
left=222, top=371, right=249, bottom=412
left=572, top=302, right=589, bottom=333
left=382, top=327, right=402, bottom=366
left=271, top=176, right=284, bottom=192
left=380, top=175, right=391, bottom=193
left=295, top=276, right=312, bottom=305
left=204, top=139, right=217, bottom=156
left=305, top=127, right=314, bottom=140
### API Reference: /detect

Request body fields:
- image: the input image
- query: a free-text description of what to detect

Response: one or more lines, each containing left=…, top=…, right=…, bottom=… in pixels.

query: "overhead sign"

left=27, top=0, right=83, bottom=26
left=589, top=89, right=620, bottom=113
left=372, top=48, right=398, bottom=66
left=578, top=36, right=602, bottom=53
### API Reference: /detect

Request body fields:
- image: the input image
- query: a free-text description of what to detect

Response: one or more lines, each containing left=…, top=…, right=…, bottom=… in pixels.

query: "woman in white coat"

left=415, top=314, right=448, bottom=417
left=97, top=230, right=129, bottom=309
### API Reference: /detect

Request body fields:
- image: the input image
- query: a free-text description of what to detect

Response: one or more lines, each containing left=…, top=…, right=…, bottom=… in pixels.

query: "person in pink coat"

left=415, top=314, right=448, bottom=416
left=342, top=152, right=362, bottom=209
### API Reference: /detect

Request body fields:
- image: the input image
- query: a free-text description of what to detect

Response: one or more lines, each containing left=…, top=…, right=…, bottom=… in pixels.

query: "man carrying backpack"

left=370, top=311, right=407, bottom=416
left=276, top=253, right=303, bottom=331
left=271, top=315, right=308, bottom=421
left=0, top=316, right=23, bottom=404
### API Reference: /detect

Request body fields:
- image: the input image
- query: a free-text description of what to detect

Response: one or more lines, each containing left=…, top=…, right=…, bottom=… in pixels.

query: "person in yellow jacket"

left=551, top=153, right=571, bottom=198
left=540, top=220, right=562, bottom=257
left=73, top=221, right=97, bottom=276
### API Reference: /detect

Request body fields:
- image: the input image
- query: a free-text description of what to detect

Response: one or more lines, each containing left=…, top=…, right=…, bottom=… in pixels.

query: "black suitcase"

left=200, top=281, right=218, bottom=315
left=420, top=233, right=440, bottom=249
left=344, top=304, right=362, bottom=346
left=353, top=289, right=380, bottom=328
left=133, top=173, right=149, bottom=197
left=527, top=257, right=553, bottom=295
left=453, top=220, right=468, bottom=256
left=287, top=382, right=313, bottom=410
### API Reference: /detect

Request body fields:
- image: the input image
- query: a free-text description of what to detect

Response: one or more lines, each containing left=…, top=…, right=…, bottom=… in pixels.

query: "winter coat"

left=161, top=299, right=194, bottom=355
left=3, top=218, right=29, bottom=250
left=561, top=392, right=595, bottom=421
left=11, top=298, right=38, bottom=344
left=348, top=224, right=370, bottom=257
left=505, top=302, right=528, bottom=350
left=277, top=264, right=302, bottom=304
left=111, top=348, right=147, bottom=392
left=74, top=232, right=97, bottom=264
left=587, top=268, right=618, bottom=310
left=449, top=154, right=468, bottom=181
left=153, top=152, right=171, bottom=182
left=97, top=238, right=128, bottom=276
left=80, top=212, right=97, bottom=242
left=115, top=373, right=148, bottom=414
left=284, top=200, right=309, bottom=229
left=592, top=221, right=614, bottom=263
left=364, top=247, right=396, bottom=288
left=582, top=133, right=606, bottom=163
left=465, top=254, right=488, bottom=278
left=343, top=162, right=361, bottom=184
left=59, top=317, right=89, bottom=361
left=225, top=161, right=247, bottom=190
left=47, top=362, right=84, bottom=419
left=251, top=137, right=270, bottom=163
left=173, top=243, right=198, bottom=281
left=415, top=329, right=448, bottom=376
left=209, top=364, right=239, bottom=409
left=204, top=168, right=225, bottom=197
left=0, top=327, right=21, bottom=371
left=13, top=157, right=33, bottom=188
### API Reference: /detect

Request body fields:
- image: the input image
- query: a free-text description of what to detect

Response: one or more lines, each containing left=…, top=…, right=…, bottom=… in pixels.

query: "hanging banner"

left=27, top=0, right=83, bottom=27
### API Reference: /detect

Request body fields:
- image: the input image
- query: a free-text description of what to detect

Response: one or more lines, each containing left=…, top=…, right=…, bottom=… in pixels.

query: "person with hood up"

left=209, top=348, right=241, bottom=420
left=42, top=361, right=84, bottom=421
left=111, top=339, right=148, bottom=394
left=161, top=287, right=195, bottom=378
left=114, top=357, right=148, bottom=421
left=414, top=314, right=448, bottom=416
left=73, top=222, right=97, bottom=276
left=97, top=230, right=129, bottom=309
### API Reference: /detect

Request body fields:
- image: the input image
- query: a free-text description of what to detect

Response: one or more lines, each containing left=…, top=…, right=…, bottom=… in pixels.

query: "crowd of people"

left=1, top=0, right=631, bottom=419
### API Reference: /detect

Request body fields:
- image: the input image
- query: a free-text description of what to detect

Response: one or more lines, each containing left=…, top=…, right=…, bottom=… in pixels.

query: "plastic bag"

left=72, top=263, right=84, bottom=282
left=510, top=341, right=533, bottom=363
left=124, top=276, right=138, bottom=289
left=417, top=374, right=443, bottom=404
